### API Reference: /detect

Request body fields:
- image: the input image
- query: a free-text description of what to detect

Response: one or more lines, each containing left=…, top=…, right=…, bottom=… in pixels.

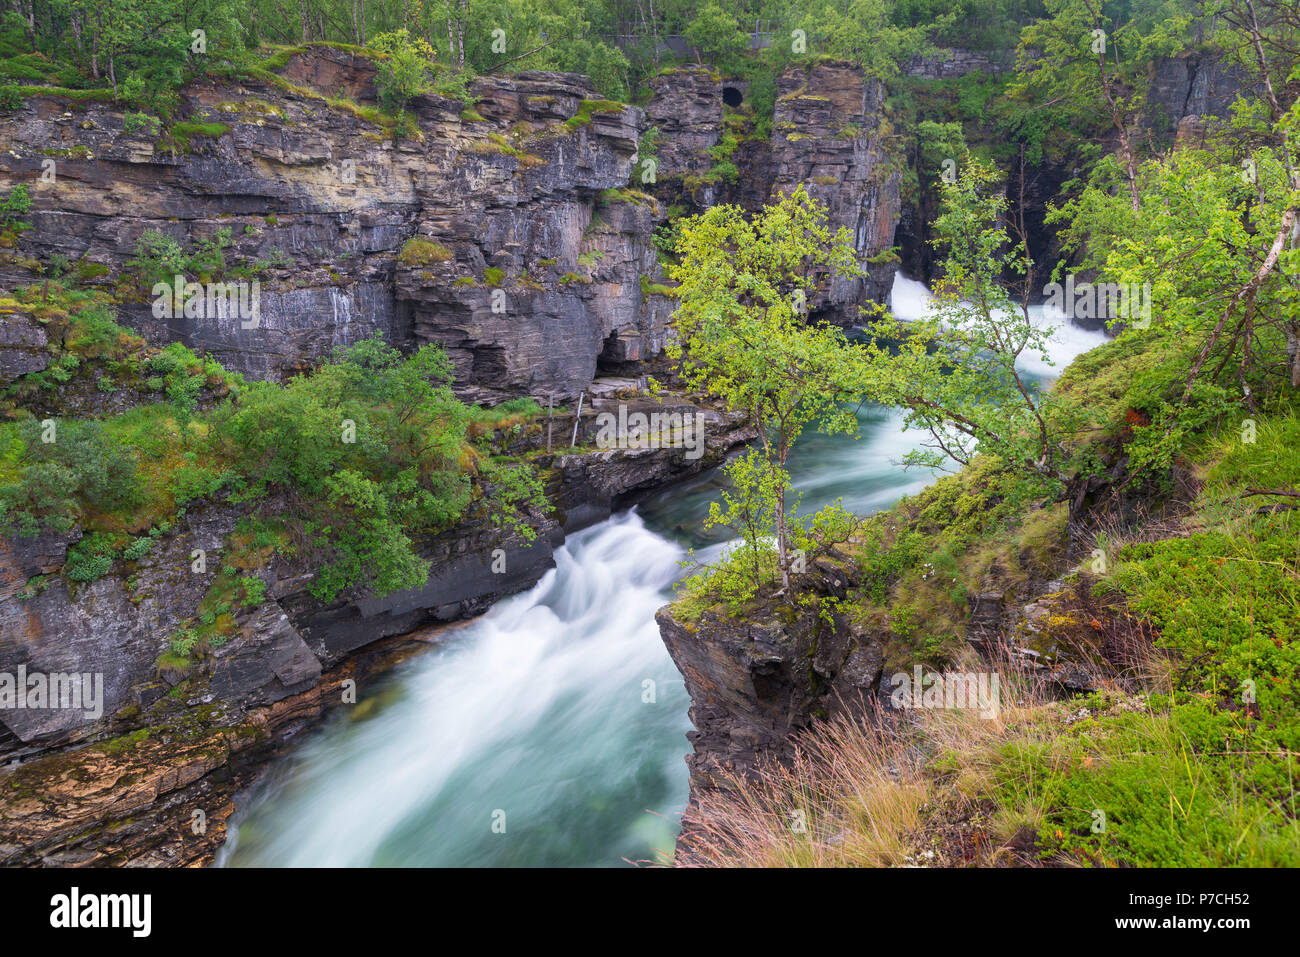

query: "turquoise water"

left=217, top=274, right=1105, bottom=867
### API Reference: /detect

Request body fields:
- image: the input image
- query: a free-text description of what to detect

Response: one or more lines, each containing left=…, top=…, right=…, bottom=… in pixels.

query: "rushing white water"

left=219, top=270, right=1108, bottom=868
left=885, top=269, right=1107, bottom=379
left=219, top=514, right=700, bottom=867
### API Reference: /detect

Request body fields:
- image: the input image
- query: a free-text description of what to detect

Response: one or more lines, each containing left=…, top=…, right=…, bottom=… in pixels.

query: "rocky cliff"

left=645, top=62, right=903, bottom=320
left=0, top=48, right=674, bottom=401
left=656, top=555, right=886, bottom=862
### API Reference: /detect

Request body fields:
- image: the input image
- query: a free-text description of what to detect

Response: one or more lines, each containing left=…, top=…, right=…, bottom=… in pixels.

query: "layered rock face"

left=1146, top=52, right=1247, bottom=142
left=644, top=68, right=725, bottom=195
left=0, top=51, right=673, bottom=401
left=770, top=63, right=901, bottom=314
left=644, top=63, right=903, bottom=320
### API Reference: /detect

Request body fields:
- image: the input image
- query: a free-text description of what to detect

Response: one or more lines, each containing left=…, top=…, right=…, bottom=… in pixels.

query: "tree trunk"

left=775, top=441, right=791, bottom=593
left=92, top=8, right=101, bottom=80
left=1287, top=325, right=1300, bottom=389
left=456, top=0, right=465, bottom=68
left=23, top=0, right=35, bottom=52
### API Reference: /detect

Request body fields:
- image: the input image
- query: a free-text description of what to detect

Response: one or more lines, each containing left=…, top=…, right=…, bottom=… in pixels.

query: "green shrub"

left=239, top=575, right=266, bottom=607
left=0, top=419, right=140, bottom=536
left=398, top=238, right=453, bottom=266
left=121, top=536, right=154, bottom=561
left=65, top=532, right=120, bottom=582
left=0, top=83, right=22, bottom=111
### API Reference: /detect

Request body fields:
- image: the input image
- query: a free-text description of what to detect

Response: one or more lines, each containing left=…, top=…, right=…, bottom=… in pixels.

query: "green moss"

left=563, top=98, right=624, bottom=132
left=399, top=238, right=453, bottom=266
left=167, top=120, right=231, bottom=143
left=100, top=728, right=150, bottom=753
left=598, top=187, right=657, bottom=208
left=482, top=267, right=505, bottom=287
left=468, top=131, right=545, bottom=167
left=14, top=85, right=113, bottom=103
left=640, top=275, right=678, bottom=298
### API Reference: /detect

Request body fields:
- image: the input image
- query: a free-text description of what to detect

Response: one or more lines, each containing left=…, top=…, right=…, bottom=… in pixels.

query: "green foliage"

left=684, top=1, right=748, bottom=73
left=0, top=183, right=31, bottom=234
left=795, top=0, right=951, bottom=80
left=670, top=185, right=867, bottom=593
left=563, top=97, right=624, bottom=131
left=1053, top=140, right=1299, bottom=479
left=121, top=536, right=155, bottom=561
left=0, top=419, right=140, bottom=536
left=144, top=341, right=227, bottom=411
left=126, top=230, right=188, bottom=288
left=208, top=335, right=544, bottom=600
left=64, top=532, right=122, bottom=582
left=369, top=29, right=434, bottom=112
left=859, top=159, right=1078, bottom=489
left=238, top=575, right=267, bottom=607
left=398, top=238, right=453, bottom=266
left=169, top=462, right=231, bottom=505
left=123, top=110, right=162, bottom=135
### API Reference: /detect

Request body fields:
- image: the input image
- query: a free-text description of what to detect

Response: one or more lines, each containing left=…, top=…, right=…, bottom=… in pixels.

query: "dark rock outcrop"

left=655, top=556, right=886, bottom=861
left=770, top=62, right=901, bottom=314
left=0, top=311, right=49, bottom=381
left=644, top=61, right=903, bottom=319
left=1145, top=52, right=1247, bottom=143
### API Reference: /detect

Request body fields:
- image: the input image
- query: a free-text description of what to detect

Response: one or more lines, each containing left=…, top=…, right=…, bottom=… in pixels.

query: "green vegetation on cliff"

left=0, top=288, right=548, bottom=604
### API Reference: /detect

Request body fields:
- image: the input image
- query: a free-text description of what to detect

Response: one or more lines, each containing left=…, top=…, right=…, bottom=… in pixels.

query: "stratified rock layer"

left=0, top=53, right=674, bottom=401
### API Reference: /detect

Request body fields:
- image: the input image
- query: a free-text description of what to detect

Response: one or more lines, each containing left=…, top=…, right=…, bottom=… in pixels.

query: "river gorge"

left=0, top=21, right=1267, bottom=874
left=215, top=274, right=1107, bottom=867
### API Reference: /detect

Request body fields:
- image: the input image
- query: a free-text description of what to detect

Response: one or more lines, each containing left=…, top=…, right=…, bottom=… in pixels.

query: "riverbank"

left=662, top=329, right=1300, bottom=867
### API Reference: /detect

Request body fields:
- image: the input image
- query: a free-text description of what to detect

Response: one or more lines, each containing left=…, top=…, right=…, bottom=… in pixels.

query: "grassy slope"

left=680, top=332, right=1300, bottom=867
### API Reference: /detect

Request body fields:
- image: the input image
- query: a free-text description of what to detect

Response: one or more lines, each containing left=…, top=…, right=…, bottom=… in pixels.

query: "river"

left=216, top=273, right=1106, bottom=867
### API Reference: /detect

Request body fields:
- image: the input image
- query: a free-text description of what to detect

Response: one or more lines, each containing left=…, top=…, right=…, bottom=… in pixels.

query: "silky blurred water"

left=217, top=272, right=1106, bottom=868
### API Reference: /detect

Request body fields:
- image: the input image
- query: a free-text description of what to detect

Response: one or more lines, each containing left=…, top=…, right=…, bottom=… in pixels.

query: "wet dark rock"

left=0, top=313, right=49, bottom=382
left=966, top=591, right=1005, bottom=648
left=656, top=558, right=887, bottom=861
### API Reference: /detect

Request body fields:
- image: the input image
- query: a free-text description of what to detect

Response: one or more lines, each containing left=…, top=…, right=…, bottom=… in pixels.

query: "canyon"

left=0, top=44, right=1240, bottom=866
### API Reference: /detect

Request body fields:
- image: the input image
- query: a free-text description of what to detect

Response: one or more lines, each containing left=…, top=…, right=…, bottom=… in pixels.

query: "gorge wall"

left=645, top=61, right=902, bottom=321
left=0, top=49, right=673, bottom=401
